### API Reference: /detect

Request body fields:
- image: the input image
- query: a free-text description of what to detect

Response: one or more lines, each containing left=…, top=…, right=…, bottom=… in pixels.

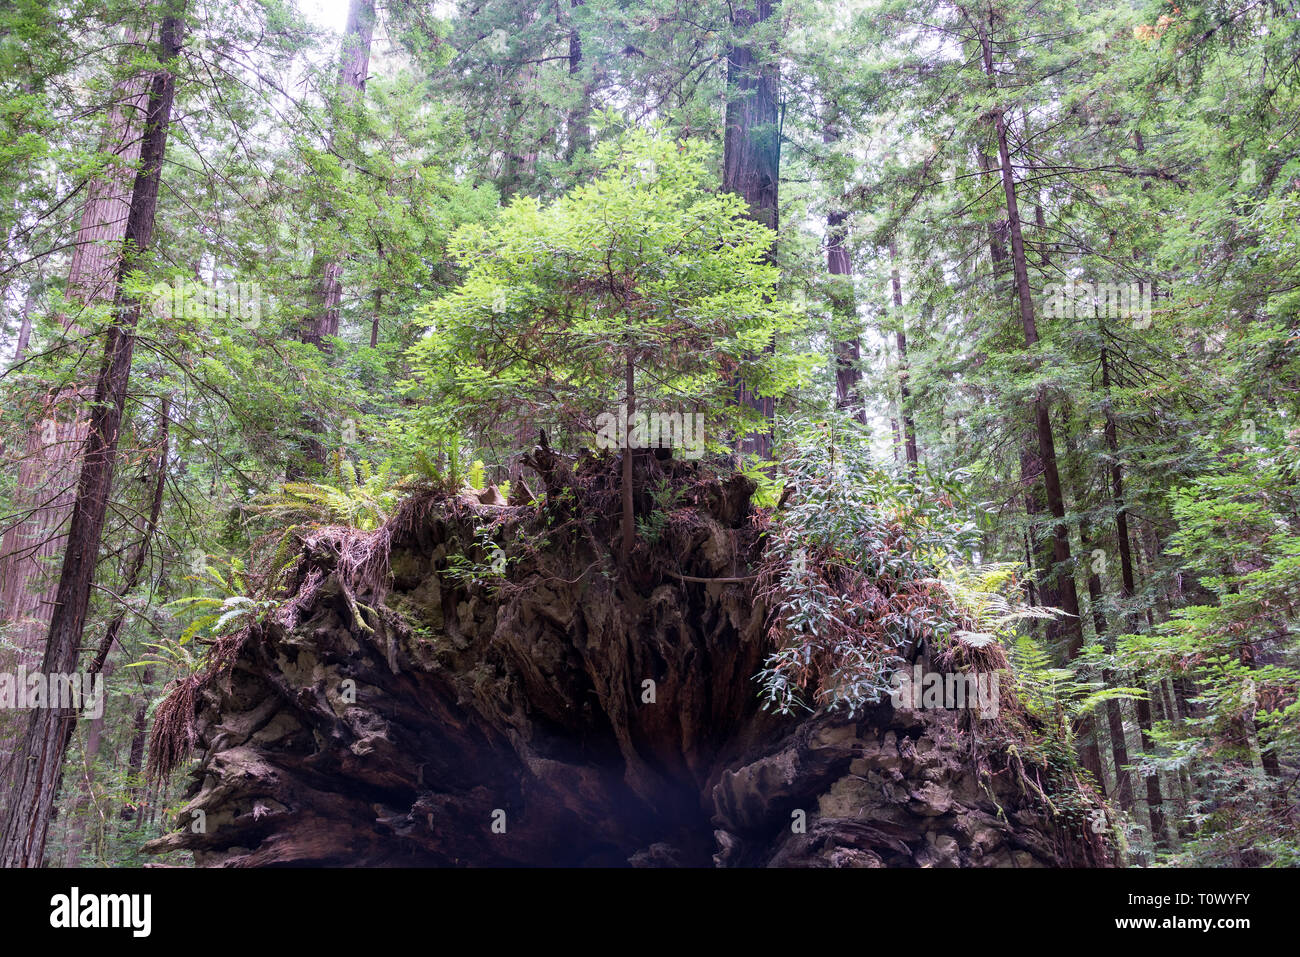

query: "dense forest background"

left=0, top=0, right=1297, bottom=868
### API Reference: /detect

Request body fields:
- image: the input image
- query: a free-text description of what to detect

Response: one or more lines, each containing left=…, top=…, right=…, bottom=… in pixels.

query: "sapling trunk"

left=622, top=355, right=635, bottom=561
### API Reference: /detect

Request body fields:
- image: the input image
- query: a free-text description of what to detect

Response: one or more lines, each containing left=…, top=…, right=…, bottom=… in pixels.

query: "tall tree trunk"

left=10, top=291, right=33, bottom=364
left=1097, top=336, right=1166, bottom=820
left=828, top=208, right=862, bottom=420
left=0, top=14, right=183, bottom=868
left=0, top=25, right=153, bottom=792
left=977, top=146, right=1058, bottom=626
left=1099, top=342, right=1138, bottom=607
left=60, top=394, right=167, bottom=865
left=563, top=0, right=589, bottom=162
left=1241, top=640, right=1283, bottom=777
left=978, top=20, right=1082, bottom=656
left=312, top=0, right=374, bottom=349
left=1105, top=684, right=1135, bottom=809
left=823, top=106, right=861, bottom=421
left=975, top=141, right=1057, bottom=623
left=888, top=238, right=918, bottom=467
left=723, top=1, right=780, bottom=459
left=0, top=291, right=35, bottom=461
left=1085, top=502, right=1136, bottom=811
left=87, top=395, right=169, bottom=684
left=1133, top=689, right=1169, bottom=849
left=121, top=665, right=153, bottom=823
left=61, top=658, right=114, bottom=867
left=1060, top=407, right=1106, bottom=794
left=294, top=0, right=375, bottom=476
left=975, top=150, right=1011, bottom=296
left=1074, top=516, right=1108, bottom=793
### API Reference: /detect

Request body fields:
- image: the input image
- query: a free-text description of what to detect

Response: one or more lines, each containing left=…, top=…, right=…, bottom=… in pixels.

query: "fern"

left=252, top=457, right=402, bottom=532
left=152, top=562, right=282, bottom=681
left=1009, top=634, right=1145, bottom=724
left=467, top=459, right=486, bottom=491
left=937, top=562, right=1061, bottom=651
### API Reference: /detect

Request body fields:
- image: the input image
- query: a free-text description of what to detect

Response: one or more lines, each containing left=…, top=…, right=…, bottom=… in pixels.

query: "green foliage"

left=635, top=478, right=684, bottom=545
left=4, top=0, right=1299, bottom=868
left=1012, top=637, right=1144, bottom=730
left=162, top=559, right=280, bottom=654
left=466, top=459, right=487, bottom=491
left=441, top=530, right=509, bottom=590
left=1113, top=442, right=1300, bottom=864
left=757, top=415, right=1046, bottom=715
left=254, top=455, right=403, bottom=532
left=408, top=127, right=812, bottom=459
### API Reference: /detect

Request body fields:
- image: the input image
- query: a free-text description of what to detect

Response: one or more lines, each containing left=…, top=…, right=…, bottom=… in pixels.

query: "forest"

left=0, top=0, right=1296, bottom=872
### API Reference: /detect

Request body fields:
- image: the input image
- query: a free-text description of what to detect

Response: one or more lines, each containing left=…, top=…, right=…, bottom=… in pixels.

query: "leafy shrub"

left=756, top=415, right=1056, bottom=716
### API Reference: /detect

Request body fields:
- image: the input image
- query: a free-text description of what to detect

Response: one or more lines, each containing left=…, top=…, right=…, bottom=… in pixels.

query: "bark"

left=0, top=15, right=183, bottom=868
left=828, top=209, right=862, bottom=420
left=977, top=147, right=1059, bottom=632
left=723, top=2, right=781, bottom=459
left=62, top=399, right=167, bottom=863
left=975, top=142, right=1059, bottom=626
left=1133, top=690, right=1168, bottom=848
left=1082, top=534, right=1136, bottom=812
left=294, top=0, right=375, bottom=475
left=563, top=0, right=589, bottom=162
left=1081, top=527, right=1106, bottom=641
left=0, top=28, right=152, bottom=781
left=1074, top=400, right=1138, bottom=812
left=1022, top=530, right=1038, bottom=605
left=975, top=150, right=1011, bottom=296
left=88, top=395, right=169, bottom=682
left=1099, top=343, right=1137, bottom=603
left=121, top=666, right=154, bottom=823
left=888, top=239, right=918, bottom=467
left=497, top=30, right=543, bottom=200
left=1156, top=678, right=1193, bottom=819
left=621, top=356, right=635, bottom=561
left=61, top=659, right=113, bottom=867
left=1078, top=724, right=1106, bottom=799
left=1241, top=641, right=1283, bottom=777
left=1077, top=521, right=1108, bottom=793
left=823, top=108, right=861, bottom=421
left=1105, top=682, right=1134, bottom=808
left=310, top=0, right=374, bottom=348
left=1138, top=521, right=1171, bottom=621
left=0, top=292, right=34, bottom=462
left=11, top=292, right=33, bottom=364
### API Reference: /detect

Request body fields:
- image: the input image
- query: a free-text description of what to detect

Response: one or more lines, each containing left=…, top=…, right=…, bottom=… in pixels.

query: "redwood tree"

left=722, top=1, right=781, bottom=458
left=293, top=0, right=376, bottom=476
left=0, top=27, right=152, bottom=780
left=0, top=12, right=185, bottom=868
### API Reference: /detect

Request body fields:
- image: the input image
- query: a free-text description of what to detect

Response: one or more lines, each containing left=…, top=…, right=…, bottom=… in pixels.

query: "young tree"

left=408, top=130, right=806, bottom=559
